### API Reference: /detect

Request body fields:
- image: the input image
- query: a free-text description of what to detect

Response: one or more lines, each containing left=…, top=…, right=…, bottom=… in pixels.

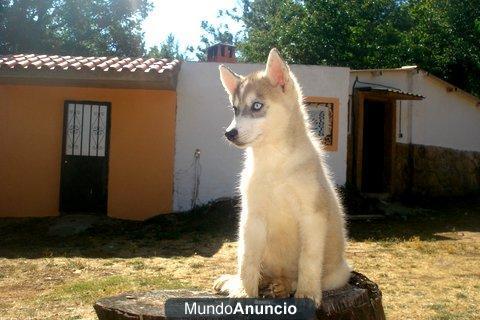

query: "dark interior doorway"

left=348, top=86, right=423, bottom=195
left=60, top=101, right=111, bottom=214
left=361, top=99, right=394, bottom=193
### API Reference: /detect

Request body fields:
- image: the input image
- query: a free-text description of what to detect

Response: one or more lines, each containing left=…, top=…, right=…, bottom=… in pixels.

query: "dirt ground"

left=0, top=198, right=479, bottom=319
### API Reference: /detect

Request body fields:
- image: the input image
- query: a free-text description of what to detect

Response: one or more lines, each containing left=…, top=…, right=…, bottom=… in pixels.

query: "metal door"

left=60, top=101, right=111, bottom=214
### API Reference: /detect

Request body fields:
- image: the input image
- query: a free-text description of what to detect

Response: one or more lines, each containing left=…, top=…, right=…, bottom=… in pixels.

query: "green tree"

left=403, top=0, right=480, bottom=95
left=204, top=0, right=480, bottom=95
left=232, top=0, right=410, bottom=67
left=146, top=33, right=186, bottom=60
left=0, top=0, right=152, bottom=57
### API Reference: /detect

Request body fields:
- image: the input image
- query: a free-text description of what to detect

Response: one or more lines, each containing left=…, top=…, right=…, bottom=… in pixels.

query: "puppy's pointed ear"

left=219, top=65, right=241, bottom=96
left=265, top=48, right=289, bottom=88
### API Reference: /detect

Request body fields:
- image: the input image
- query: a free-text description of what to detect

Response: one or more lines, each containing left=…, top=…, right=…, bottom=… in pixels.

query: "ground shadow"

left=0, top=197, right=479, bottom=259
left=0, top=200, right=239, bottom=259
left=347, top=196, right=480, bottom=241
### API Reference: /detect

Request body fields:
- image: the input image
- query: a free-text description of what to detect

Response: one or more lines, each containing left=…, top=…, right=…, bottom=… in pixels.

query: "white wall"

left=411, top=72, right=480, bottom=152
left=349, top=70, right=480, bottom=151
left=174, top=62, right=350, bottom=212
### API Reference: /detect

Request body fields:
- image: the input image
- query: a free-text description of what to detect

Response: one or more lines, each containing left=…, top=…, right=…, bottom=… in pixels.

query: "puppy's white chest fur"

left=241, top=149, right=302, bottom=280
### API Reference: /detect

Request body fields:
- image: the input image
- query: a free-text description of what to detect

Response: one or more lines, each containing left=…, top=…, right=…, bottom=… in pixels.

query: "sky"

left=142, top=0, right=242, bottom=59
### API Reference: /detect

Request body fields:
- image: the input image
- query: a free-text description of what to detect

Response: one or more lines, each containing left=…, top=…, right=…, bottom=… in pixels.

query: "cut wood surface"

left=94, top=271, right=385, bottom=319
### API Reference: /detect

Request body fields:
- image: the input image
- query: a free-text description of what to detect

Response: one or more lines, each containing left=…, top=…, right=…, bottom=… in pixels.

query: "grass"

left=47, top=274, right=187, bottom=302
left=0, top=197, right=479, bottom=319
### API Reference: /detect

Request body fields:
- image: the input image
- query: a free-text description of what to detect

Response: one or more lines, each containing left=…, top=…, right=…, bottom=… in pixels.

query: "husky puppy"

left=213, top=49, right=351, bottom=305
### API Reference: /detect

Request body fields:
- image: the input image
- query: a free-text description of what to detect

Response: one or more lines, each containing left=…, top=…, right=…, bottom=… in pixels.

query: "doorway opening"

left=361, top=99, right=395, bottom=193
left=60, top=101, right=111, bottom=214
left=347, top=84, right=424, bottom=196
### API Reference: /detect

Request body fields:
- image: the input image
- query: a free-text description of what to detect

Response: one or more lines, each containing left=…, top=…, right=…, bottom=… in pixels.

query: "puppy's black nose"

left=225, top=128, right=238, bottom=141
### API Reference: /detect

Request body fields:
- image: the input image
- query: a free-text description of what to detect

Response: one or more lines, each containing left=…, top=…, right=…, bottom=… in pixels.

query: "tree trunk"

left=94, top=271, right=385, bottom=320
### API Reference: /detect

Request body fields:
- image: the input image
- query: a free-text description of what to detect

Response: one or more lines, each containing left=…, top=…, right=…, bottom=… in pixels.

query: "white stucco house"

left=171, top=45, right=480, bottom=212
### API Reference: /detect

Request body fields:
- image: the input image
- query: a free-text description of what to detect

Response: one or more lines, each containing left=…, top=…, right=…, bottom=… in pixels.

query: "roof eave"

left=418, top=70, right=480, bottom=104
left=0, top=66, right=181, bottom=90
left=351, top=66, right=480, bottom=103
left=356, top=87, right=424, bottom=100
left=351, top=66, right=418, bottom=73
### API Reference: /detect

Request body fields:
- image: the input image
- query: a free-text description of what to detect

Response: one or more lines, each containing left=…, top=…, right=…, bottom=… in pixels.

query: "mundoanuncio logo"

left=165, top=298, right=315, bottom=319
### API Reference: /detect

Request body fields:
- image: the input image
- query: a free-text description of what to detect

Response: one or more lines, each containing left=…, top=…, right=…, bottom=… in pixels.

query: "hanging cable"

left=398, top=101, right=403, bottom=138
left=190, top=149, right=202, bottom=210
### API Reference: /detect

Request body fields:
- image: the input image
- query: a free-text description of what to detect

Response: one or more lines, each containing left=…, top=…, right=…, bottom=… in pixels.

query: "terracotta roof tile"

left=84, top=61, right=95, bottom=69
left=31, top=60, right=43, bottom=68
left=0, top=53, right=180, bottom=74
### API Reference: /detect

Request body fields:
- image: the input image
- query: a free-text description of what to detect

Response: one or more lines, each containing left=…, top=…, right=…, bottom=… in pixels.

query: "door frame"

left=351, top=91, right=396, bottom=193
left=59, top=100, right=112, bottom=214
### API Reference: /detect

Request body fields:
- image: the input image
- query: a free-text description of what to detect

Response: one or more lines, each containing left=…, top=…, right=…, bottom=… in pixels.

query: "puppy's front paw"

left=213, top=274, right=237, bottom=295
left=295, top=290, right=322, bottom=307
left=214, top=274, right=253, bottom=298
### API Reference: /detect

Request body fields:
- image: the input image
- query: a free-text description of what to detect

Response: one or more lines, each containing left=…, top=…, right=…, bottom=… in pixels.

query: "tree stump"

left=94, top=271, right=385, bottom=319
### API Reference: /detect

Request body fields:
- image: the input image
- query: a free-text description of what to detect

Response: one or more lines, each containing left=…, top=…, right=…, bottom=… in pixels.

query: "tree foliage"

left=403, top=0, right=480, bottom=95
left=0, top=0, right=152, bottom=57
left=146, top=33, right=186, bottom=60
left=206, top=0, right=480, bottom=95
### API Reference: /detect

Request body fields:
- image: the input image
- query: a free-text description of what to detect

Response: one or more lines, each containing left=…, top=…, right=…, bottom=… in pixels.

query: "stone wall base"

left=394, top=143, right=480, bottom=197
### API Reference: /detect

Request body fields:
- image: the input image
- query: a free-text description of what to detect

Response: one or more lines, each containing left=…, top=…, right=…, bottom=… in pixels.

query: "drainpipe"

left=406, top=70, right=415, bottom=195
left=350, top=77, right=359, bottom=188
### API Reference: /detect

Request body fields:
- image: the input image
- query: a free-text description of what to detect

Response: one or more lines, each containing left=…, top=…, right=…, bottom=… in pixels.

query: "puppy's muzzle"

left=225, top=128, right=238, bottom=142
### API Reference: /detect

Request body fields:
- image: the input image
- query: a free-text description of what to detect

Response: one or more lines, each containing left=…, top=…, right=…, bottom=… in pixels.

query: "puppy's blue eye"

left=252, top=102, right=263, bottom=111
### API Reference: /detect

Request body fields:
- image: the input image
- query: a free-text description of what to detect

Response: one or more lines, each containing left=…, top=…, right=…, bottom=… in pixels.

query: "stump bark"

left=94, top=271, right=385, bottom=320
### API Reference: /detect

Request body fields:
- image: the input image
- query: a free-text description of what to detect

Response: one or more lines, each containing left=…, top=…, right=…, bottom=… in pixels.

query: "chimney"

left=207, top=43, right=236, bottom=63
